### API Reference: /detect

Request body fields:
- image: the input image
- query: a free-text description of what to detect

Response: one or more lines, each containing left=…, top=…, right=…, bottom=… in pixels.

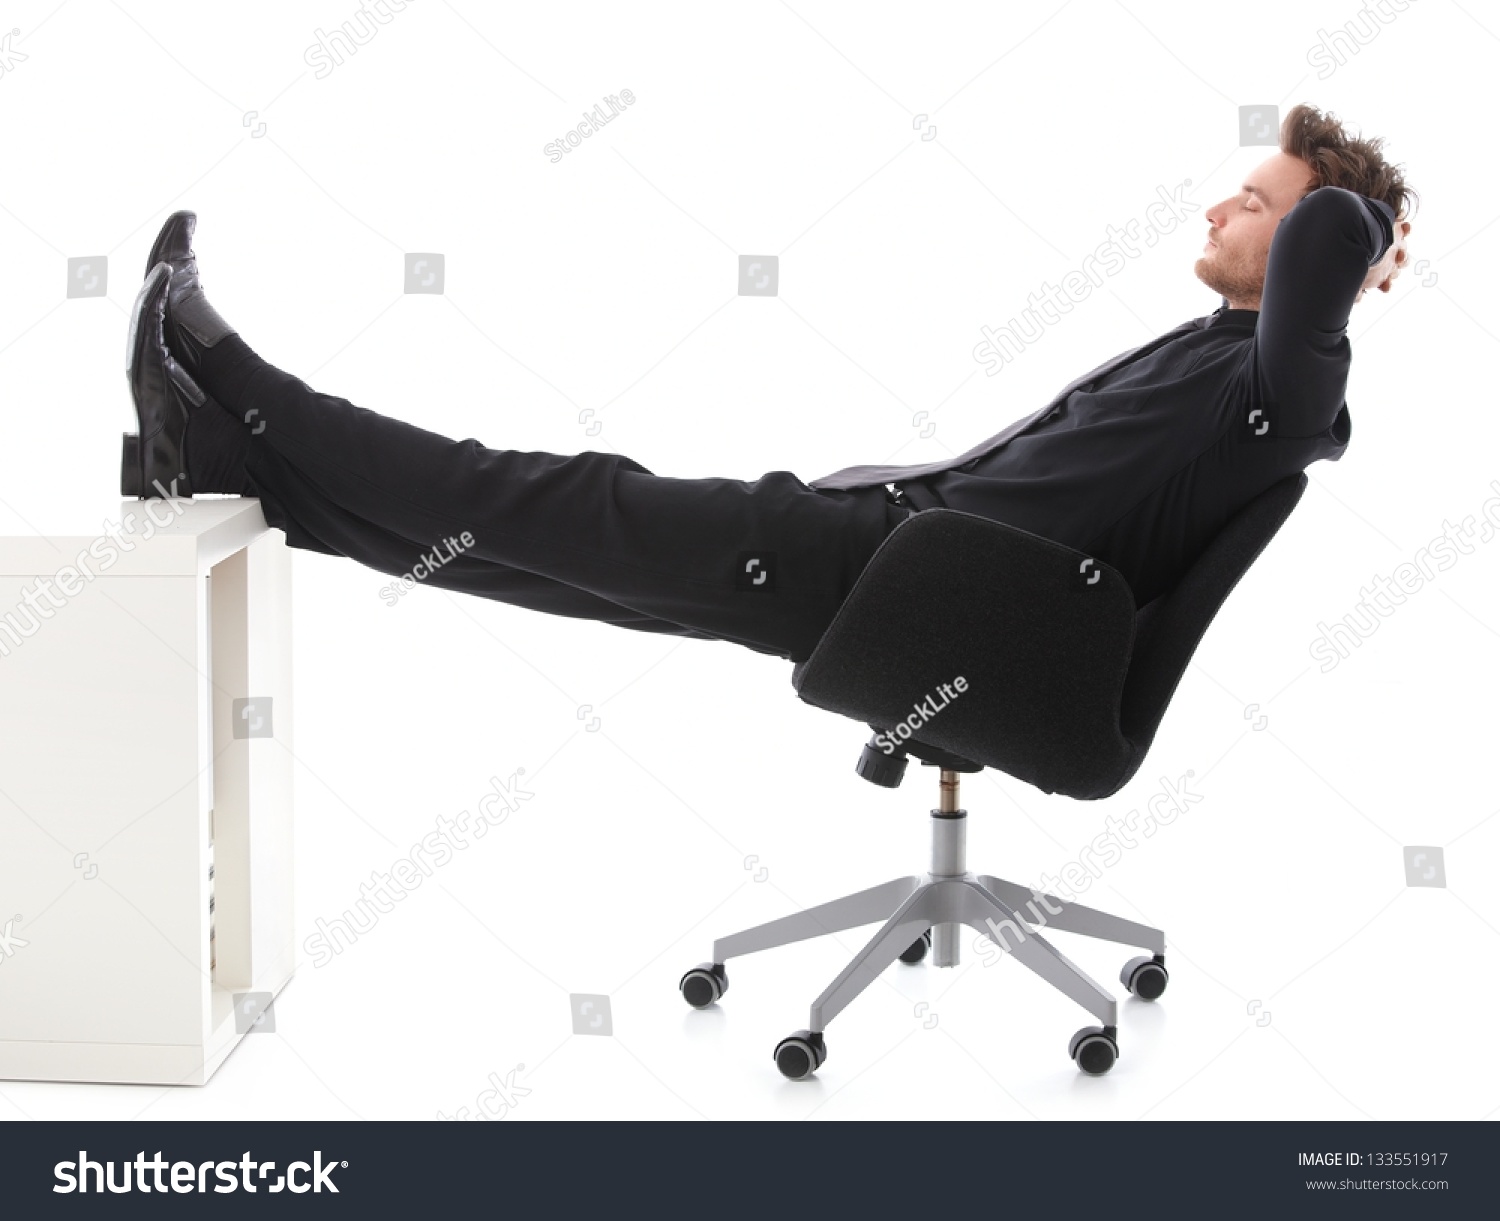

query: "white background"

left=1, top=0, right=1496, bottom=1121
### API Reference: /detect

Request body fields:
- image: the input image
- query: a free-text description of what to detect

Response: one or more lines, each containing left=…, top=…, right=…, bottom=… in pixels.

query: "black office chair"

left=680, top=473, right=1309, bottom=1078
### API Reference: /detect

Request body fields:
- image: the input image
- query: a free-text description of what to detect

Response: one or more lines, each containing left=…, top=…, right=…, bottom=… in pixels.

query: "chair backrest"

left=791, top=473, right=1308, bottom=800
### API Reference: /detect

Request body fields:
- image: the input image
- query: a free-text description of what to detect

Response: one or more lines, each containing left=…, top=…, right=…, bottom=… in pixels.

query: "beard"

left=1193, top=243, right=1265, bottom=307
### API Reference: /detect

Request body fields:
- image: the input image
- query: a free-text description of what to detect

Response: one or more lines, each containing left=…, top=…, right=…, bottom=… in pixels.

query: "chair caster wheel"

left=1069, top=1025, right=1118, bottom=1076
left=898, top=929, right=932, bottom=964
left=679, top=962, right=728, bottom=1009
left=1120, top=954, right=1168, bottom=1001
left=774, top=1030, right=827, bottom=1080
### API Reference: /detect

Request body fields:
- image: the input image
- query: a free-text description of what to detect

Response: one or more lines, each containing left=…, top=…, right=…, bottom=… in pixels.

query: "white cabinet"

left=0, top=498, right=293, bottom=1085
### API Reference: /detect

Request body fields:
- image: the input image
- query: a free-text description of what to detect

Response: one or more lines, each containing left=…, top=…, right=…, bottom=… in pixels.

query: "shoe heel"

left=121, top=433, right=142, bottom=497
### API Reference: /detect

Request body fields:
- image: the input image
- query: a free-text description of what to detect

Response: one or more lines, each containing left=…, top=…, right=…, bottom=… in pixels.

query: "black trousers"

left=186, top=336, right=913, bottom=663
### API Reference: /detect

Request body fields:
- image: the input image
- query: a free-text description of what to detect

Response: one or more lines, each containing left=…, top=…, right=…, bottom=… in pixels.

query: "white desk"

left=0, top=498, right=293, bottom=1085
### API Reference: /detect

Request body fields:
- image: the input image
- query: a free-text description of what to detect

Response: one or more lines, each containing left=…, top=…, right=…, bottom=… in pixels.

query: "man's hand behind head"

left=1359, top=217, right=1411, bottom=301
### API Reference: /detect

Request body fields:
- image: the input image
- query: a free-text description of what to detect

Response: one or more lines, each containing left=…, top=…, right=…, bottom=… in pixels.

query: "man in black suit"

left=124, top=104, right=1413, bottom=662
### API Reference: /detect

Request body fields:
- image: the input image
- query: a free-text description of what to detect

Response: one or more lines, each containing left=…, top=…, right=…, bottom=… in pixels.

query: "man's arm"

left=1254, top=186, right=1396, bottom=436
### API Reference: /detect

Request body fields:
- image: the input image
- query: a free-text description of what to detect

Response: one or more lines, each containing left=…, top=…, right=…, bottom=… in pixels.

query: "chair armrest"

left=792, top=509, right=1140, bottom=798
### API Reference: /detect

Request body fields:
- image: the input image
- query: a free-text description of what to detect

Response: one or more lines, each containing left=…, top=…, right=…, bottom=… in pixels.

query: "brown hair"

left=1280, top=104, right=1418, bottom=220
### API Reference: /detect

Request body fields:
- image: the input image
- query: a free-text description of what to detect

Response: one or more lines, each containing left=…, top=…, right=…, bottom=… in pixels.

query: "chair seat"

left=792, top=474, right=1308, bottom=800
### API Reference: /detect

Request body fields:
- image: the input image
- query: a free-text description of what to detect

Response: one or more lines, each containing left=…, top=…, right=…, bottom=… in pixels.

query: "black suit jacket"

left=809, top=187, right=1397, bottom=605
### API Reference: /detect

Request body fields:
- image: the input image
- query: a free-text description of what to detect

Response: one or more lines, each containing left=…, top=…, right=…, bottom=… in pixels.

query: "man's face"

left=1194, top=152, right=1316, bottom=310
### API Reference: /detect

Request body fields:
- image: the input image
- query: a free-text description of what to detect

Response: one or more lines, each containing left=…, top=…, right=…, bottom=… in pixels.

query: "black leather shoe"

left=144, top=209, right=237, bottom=372
left=144, top=209, right=191, bottom=277
left=121, top=260, right=200, bottom=498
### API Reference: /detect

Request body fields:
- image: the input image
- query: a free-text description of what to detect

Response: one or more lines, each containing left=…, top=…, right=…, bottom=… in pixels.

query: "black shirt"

left=894, top=187, right=1396, bottom=606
